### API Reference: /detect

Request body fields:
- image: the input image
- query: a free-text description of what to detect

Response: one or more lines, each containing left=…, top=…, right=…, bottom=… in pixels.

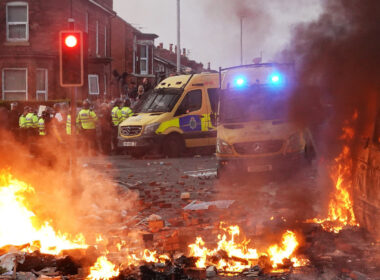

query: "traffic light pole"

left=70, top=87, right=77, bottom=178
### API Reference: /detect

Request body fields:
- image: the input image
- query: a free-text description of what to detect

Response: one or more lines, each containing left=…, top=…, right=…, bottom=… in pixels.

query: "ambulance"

left=118, top=73, right=219, bottom=158
left=216, top=63, right=315, bottom=177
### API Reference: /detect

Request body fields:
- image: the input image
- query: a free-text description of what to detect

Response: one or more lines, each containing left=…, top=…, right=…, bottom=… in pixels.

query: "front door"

left=174, top=89, right=209, bottom=148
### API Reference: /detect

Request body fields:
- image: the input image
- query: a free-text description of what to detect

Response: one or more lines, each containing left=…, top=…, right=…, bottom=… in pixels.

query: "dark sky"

left=114, top=0, right=322, bottom=69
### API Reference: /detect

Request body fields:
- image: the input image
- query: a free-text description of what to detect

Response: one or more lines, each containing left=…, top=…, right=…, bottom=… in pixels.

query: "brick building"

left=0, top=0, right=115, bottom=101
left=154, top=43, right=204, bottom=80
left=110, top=16, right=157, bottom=98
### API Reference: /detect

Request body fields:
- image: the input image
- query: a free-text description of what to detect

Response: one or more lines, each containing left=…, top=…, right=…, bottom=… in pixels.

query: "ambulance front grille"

left=234, top=140, right=284, bottom=155
left=120, top=126, right=142, bottom=136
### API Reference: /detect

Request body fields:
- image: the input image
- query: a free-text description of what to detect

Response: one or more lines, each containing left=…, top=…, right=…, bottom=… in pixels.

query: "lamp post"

left=177, top=0, right=181, bottom=73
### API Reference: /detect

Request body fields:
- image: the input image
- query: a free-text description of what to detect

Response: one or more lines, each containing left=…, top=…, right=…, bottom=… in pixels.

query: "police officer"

left=38, top=111, right=48, bottom=136
left=76, top=99, right=98, bottom=155
left=121, top=99, right=133, bottom=121
left=111, top=99, right=122, bottom=153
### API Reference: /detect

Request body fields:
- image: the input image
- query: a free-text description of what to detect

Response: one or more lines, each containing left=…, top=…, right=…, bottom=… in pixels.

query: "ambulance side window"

left=175, top=90, right=202, bottom=116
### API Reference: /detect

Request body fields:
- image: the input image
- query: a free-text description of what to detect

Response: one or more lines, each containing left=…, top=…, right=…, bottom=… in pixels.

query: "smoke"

left=0, top=128, right=139, bottom=245
left=281, top=0, right=380, bottom=157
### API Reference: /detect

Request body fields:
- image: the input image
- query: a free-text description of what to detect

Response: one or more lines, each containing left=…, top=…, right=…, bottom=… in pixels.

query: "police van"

left=216, top=63, right=315, bottom=177
left=118, top=73, right=219, bottom=158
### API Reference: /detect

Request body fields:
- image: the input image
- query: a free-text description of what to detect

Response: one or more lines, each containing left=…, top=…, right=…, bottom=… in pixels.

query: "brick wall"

left=0, top=0, right=113, bottom=101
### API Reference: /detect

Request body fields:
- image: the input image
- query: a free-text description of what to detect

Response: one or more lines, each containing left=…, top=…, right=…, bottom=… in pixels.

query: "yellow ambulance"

left=118, top=73, right=219, bottom=158
left=216, top=63, right=315, bottom=177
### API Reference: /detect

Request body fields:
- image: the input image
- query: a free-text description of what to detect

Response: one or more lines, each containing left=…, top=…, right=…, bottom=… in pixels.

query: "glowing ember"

left=0, top=171, right=87, bottom=255
left=142, top=249, right=170, bottom=264
left=188, top=223, right=306, bottom=272
left=311, top=113, right=359, bottom=233
left=87, top=256, right=120, bottom=280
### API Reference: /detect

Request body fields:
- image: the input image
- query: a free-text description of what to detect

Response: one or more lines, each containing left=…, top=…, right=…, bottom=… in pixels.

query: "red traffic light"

left=65, top=35, right=78, bottom=48
left=59, top=30, right=84, bottom=87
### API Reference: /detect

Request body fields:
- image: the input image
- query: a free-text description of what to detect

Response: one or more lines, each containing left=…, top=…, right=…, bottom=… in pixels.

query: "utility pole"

left=176, top=0, right=181, bottom=74
left=240, top=17, right=243, bottom=65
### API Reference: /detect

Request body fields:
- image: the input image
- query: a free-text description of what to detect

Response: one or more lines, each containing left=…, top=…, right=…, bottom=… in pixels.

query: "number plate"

left=123, top=141, right=137, bottom=147
left=247, top=165, right=272, bottom=173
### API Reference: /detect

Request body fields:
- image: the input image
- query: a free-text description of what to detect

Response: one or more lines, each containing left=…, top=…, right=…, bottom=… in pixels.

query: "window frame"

left=96, top=20, right=99, bottom=55
left=6, top=1, right=29, bottom=42
left=175, top=89, right=203, bottom=116
left=36, top=68, right=48, bottom=101
left=88, top=74, right=100, bottom=95
left=140, top=45, right=148, bottom=75
left=2, top=68, right=28, bottom=100
left=104, top=25, right=107, bottom=57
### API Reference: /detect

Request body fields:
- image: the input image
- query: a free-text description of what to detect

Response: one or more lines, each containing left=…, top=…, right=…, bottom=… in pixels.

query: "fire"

left=0, top=171, right=87, bottom=255
left=87, top=256, right=120, bottom=280
left=311, top=113, right=359, bottom=233
left=268, top=231, right=298, bottom=268
left=188, top=223, right=306, bottom=272
left=142, top=249, right=170, bottom=264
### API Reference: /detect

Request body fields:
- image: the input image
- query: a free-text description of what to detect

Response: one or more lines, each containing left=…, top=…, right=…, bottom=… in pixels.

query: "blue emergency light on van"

left=234, top=77, right=247, bottom=87
left=269, top=73, right=283, bottom=85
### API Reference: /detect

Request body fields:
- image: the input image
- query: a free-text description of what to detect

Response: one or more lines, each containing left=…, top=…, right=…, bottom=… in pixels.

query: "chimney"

left=169, top=44, right=173, bottom=52
left=207, top=62, right=211, bottom=71
left=183, top=48, right=186, bottom=56
left=175, top=45, right=177, bottom=54
left=159, top=42, right=163, bottom=49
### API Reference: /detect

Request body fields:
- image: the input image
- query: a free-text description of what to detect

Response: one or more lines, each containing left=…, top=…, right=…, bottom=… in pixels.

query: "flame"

left=188, top=223, right=306, bottom=272
left=0, top=171, right=87, bottom=255
left=87, top=256, right=120, bottom=280
left=142, top=249, right=170, bottom=264
left=311, top=113, right=359, bottom=233
left=268, top=231, right=298, bottom=268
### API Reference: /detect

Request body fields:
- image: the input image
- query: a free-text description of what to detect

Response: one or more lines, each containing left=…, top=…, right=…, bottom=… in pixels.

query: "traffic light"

left=59, top=31, right=84, bottom=87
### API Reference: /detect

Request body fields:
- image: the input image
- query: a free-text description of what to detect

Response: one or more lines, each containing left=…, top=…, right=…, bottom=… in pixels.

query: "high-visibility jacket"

left=121, top=106, right=133, bottom=121
left=111, top=106, right=122, bottom=126
left=76, top=109, right=97, bottom=130
left=19, top=115, right=26, bottom=128
left=66, top=115, right=71, bottom=135
left=32, top=114, right=39, bottom=128
left=25, top=113, right=34, bottom=128
left=38, top=118, right=46, bottom=136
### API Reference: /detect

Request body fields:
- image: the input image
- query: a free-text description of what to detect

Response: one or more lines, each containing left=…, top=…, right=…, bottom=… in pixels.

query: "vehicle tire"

left=162, top=134, right=184, bottom=158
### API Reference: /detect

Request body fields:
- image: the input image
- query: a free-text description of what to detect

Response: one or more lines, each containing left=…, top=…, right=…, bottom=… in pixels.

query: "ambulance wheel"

left=163, top=134, right=184, bottom=158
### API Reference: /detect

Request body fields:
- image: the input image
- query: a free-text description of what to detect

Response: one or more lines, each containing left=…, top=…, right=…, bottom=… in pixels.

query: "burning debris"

left=308, top=112, right=360, bottom=233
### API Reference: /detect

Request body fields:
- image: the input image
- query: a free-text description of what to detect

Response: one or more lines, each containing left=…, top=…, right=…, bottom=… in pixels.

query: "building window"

left=85, top=12, right=89, bottom=33
left=96, top=21, right=99, bottom=55
left=140, top=45, right=148, bottom=75
left=36, top=69, right=48, bottom=101
left=88, top=74, right=99, bottom=95
left=2, top=68, right=28, bottom=100
left=6, top=2, right=29, bottom=41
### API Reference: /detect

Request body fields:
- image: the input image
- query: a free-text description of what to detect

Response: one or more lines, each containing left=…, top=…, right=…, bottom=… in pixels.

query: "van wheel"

left=162, top=134, right=184, bottom=158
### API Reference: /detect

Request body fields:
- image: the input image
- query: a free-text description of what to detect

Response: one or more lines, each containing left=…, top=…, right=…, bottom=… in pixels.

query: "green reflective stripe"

left=201, top=113, right=211, bottom=131
left=157, top=118, right=180, bottom=133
